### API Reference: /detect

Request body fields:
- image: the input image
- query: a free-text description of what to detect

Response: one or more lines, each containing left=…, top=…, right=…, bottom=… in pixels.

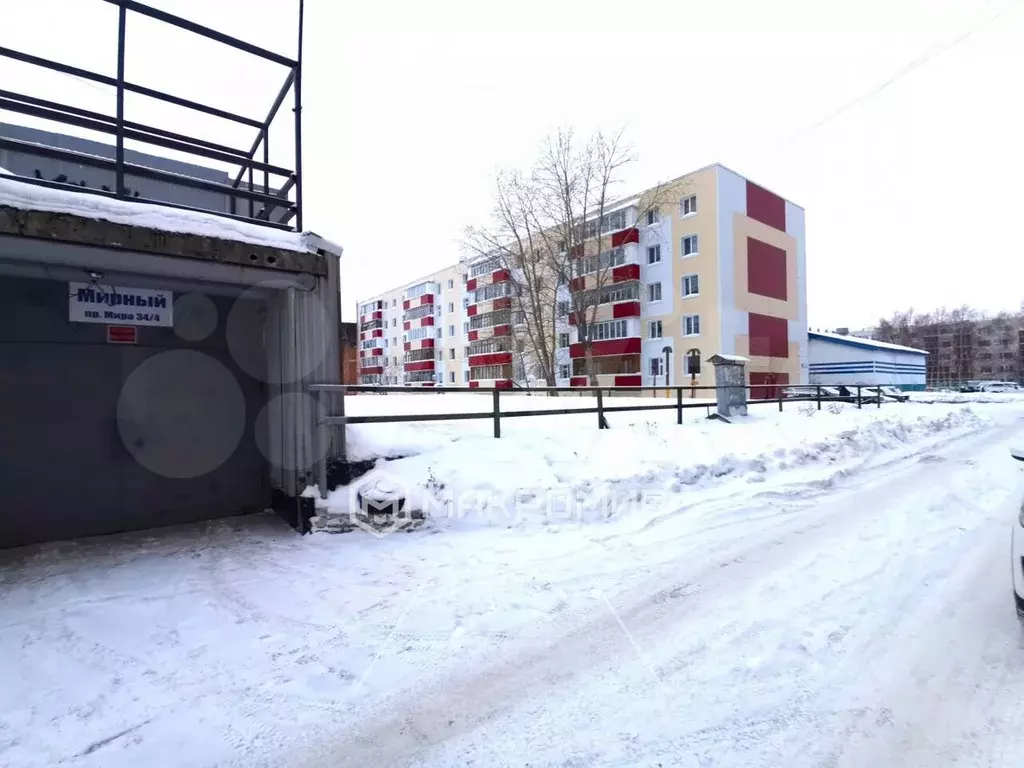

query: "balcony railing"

left=469, top=310, right=511, bottom=330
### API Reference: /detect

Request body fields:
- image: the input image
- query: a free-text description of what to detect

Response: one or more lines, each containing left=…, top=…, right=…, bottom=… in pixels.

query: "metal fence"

left=307, top=383, right=890, bottom=498
left=0, top=0, right=304, bottom=229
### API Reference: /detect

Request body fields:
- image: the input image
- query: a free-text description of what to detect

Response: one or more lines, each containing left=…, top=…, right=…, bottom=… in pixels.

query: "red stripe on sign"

left=107, top=325, right=137, bottom=344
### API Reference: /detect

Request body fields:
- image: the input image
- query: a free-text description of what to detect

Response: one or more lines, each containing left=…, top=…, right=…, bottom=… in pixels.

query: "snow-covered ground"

left=4, top=399, right=1024, bottom=766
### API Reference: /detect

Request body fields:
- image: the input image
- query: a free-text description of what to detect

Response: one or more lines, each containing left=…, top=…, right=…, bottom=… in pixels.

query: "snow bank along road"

left=3, top=402, right=1024, bottom=766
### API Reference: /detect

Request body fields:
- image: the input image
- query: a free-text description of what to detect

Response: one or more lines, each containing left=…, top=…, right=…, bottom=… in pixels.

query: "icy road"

left=3, top=406, right=1024, bottom=767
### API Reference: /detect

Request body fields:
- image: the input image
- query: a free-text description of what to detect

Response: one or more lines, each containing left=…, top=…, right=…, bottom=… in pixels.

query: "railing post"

left=817, top=385, right=821, bottom=410
left=857, top=385, right=862, bottom=409
left=676, top=386, right=683, bottom=425
left=778, top=385, right=784, bottom=412
left=877, top=387, right=882, bottom=408
left=337, top=386, right=347, bottom=463
left=315, top=387, right=327, bottom=500
left=492, top=388, right=501, bottom=438
left=115, top=3, right=126, bottom=197
left=596, top=388, right=606, bottom=429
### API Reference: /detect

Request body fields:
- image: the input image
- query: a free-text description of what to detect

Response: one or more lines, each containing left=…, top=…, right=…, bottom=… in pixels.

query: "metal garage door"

left=0, top=276, right=270, bottom=548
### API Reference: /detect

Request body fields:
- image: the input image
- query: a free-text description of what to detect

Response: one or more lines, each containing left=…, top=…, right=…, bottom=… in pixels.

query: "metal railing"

left=307, top=383, right=889, bottom=498
left=0, top=0, right=304, bottom=230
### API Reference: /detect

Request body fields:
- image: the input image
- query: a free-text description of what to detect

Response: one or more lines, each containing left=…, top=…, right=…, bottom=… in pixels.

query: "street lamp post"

left=663, top=345, right=672, bottom=397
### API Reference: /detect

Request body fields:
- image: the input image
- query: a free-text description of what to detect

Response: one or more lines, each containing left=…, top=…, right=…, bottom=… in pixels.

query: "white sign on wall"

left=68, top=282, right=174, bottom=327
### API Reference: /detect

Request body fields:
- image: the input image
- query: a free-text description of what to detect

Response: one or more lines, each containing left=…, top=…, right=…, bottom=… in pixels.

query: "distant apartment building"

left=358, top=264, right=469, bottom=386
left=876, top=315, right=1024, bottom=386
left=357, top=163, right=807, bottom=394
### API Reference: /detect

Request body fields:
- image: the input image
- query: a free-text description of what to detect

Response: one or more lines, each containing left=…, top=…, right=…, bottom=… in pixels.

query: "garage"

left=0, top=200, right=341, bottom=548
left=808, top=330, right=927, bottom=391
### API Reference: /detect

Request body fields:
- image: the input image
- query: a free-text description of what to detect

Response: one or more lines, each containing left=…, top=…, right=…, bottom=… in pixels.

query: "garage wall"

left=0, top=275, right=270, bottom=548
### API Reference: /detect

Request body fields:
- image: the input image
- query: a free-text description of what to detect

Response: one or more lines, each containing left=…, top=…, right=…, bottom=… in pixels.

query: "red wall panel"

left=493, top=296, right=512, bottom=310
left=492, top=269, right=510, bottom=283
left=611, top=227, right=639, bottom=247
left=468, top=381, right=480, bottom=389
left=468, top=352, right=512, bottom=367
left=568, top=337, right=641, bottom=359
left=746, top=181, right=786, bottom=231
left=570, top=277, right=586, bottom=291
left=404, top=360, right=436, bottom=372
left=467, top=305, right=478, bottom=317
left=746, top=238, right=787, bottom=300
left=748, top=313, right=789, bottom=358
left=749, top=371, right=790, bottom=400
left=570, top=376, right=588, bottom=387
left=612, top=264, right=640, bottom=283
left=468, top=330, right=478, bottom=342
left=614, top=374, right=642, bottom=387
left=466, top=278, right=477, bottom=291
left=612, top=301, right=641, bottom=318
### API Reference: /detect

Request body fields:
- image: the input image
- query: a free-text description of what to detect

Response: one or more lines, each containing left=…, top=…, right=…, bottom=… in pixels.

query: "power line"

left=779, top=0, right=1020, bottom=147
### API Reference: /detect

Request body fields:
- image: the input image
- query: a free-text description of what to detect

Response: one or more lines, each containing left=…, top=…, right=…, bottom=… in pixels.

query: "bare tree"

left=533, top=128, right=673, bottom=384
left=466, top=128, right=674, bottom=387
left=464, top=170, right=561, bottom=386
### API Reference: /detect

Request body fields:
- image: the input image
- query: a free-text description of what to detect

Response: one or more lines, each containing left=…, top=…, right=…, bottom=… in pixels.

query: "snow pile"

left=313, top=403, right=989, bottom=530
left=912, top=391, right=1024, bottom=404
left=0, top=173, right=316, bottom=252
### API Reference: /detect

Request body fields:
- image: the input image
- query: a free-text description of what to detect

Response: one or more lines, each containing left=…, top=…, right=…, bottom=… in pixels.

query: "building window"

left=584, top=319, right=629, bottom=341
left=383, top=338, right=388, bottom=348
left=685, top=348, right=701, bottom=376
left=648, top=282, right=662, bottom=302
left=448, top=279, right=454, bottom=289
left=393, top=356, right=398, bottom=365
left=557, top=300, right=570, bottom=316
left=649, top=320, right=663, bottom=339
left=462, top=296, right=469, bottom=310
left=464, top=370, right=470, bottom=382
left=650, top=357, right=664, bottom=376
left=680, top=195, right=697, bottom=217
left=681, top=234, right=699, bottom=257
left=683, top=314, right=700, bottom=337
left=463, top=321, right=470, bottom=334
left=449, top=348, right=456, bottom=359
left=512, top=310, right=526, bottom=325
left=449, top=371, right=456, bottom=382
left=449, top=324, right=455, bottom=336
left=682, top=274, right=699, bottom=297
left=646, top=208, right=659, bottom=225
left=436, top=328, right=443, bottom=338
left=392, top=337, right=397, bottom=346
left=448, top=302, right=454, bottom=313
left=392, top=299, right=397, bottom=307
left=558, top=363, right=570, bottom=379
left=558, top=332, right=570, bottom=348
left=647, top=244, right=661, bottom=264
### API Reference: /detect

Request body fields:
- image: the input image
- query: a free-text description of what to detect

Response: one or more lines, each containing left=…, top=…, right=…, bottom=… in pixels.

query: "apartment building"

left=358, top=163, right=807, bottom=394
left=358, top=264, right=471, bottom=386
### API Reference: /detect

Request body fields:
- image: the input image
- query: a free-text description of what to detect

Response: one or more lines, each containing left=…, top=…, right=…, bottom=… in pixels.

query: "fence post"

left=817, top=385, right=821, bottom=411
left=337, top=386, right=347, bottom=462
left=492, top=388, right=501, bottom=438
left=597, top=388, right=606, bottom=429
left=857, top=385, right=862, bottom=409
left=778, top=384, right=784, bottom=412
left=676, top=387, right=683, bottom=425
left=316, top=387, right=327, bottom=500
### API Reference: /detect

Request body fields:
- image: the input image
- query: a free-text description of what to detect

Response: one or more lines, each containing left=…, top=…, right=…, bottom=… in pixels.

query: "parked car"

left=981, top=381, right=1020, bottom=393
left=1011, top=448, right=1024, bottom=621
left=865, top=386, right=910, bottom=402
left=783, top=385, right=843, bottom=401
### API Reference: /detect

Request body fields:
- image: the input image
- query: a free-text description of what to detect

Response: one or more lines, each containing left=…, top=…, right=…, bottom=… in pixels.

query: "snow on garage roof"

left=809, top=330, right=928, bottom=355
left=0, top=173, right=335, bottom=255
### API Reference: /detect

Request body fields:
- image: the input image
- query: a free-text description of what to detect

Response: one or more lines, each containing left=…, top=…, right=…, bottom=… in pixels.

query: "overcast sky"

left=2, top=0, right=1022, bottom=329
